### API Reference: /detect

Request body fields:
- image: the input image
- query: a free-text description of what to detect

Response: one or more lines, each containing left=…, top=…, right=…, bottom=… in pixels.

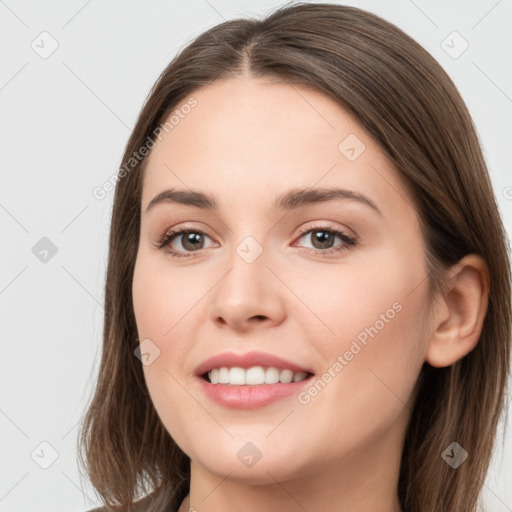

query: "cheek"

left=292, top=251, right=427, bottom=414
left=132, top=252, right=214, bottom=454
left=132, top=250, right=207, bottom=339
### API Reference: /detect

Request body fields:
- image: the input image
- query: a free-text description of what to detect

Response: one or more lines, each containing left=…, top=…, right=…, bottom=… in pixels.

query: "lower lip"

left=197, top=375, right=314, bottom=409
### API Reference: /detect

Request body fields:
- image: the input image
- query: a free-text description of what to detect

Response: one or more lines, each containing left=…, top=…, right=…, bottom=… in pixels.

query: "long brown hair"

left=77, top=3, right=511, bottom=511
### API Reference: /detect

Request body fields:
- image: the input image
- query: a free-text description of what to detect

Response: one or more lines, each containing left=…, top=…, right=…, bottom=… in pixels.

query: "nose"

left=208, top=244, right=287, bottom=332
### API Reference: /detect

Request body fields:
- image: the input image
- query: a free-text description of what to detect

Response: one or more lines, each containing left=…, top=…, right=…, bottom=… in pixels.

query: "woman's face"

left=132, top=76, right=432, bottom=484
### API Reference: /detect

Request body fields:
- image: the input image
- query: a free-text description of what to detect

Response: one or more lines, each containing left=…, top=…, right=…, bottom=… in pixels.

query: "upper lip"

left=195, top=351, right=314, bottom=376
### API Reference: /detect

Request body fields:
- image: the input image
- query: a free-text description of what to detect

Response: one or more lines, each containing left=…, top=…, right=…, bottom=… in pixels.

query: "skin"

left=131, top=74, right=489, bottom=512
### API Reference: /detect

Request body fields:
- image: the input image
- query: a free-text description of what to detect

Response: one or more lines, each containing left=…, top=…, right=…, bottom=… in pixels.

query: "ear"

left=425, top=254, right=490, bottom=368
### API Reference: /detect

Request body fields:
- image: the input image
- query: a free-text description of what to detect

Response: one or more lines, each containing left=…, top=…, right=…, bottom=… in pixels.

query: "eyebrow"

left=144, top=187, right=382, bottom=216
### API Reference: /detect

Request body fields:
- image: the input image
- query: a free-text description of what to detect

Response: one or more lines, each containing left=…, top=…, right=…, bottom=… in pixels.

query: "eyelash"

left=155, top=222, right=358, bottom=259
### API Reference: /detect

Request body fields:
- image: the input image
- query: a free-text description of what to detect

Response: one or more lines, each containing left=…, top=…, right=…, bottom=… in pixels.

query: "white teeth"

left=218, top=367, right=229, bottom=384
left=246, top=366, right=265, bottom=385
left=265, top=367, right=280, bottom=384
left=206, top=366, right=311, bottom=385
left=280, top=369, right=293, bottom=383
left=229, top=367, right=245, bottom=385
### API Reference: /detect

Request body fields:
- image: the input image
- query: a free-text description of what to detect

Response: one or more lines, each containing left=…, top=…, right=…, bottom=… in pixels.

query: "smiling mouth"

left=201, top=366, right=315, bottom=386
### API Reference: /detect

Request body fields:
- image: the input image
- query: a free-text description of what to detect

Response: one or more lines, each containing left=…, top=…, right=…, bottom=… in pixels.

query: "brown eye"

left=157, top=228, right=215, bottom=256
left=295, top=226, right=356, bottom=254
left=308, top=229, right=337, bottom=249
left=178, top=231, right=206, bottom=251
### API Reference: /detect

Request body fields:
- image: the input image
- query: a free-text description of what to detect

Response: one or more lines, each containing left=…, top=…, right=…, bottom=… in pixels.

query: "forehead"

left=140, top=76, right=415, bottom=218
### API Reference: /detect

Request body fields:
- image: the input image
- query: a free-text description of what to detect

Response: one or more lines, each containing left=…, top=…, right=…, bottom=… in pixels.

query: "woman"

left=78, top=3, right=511, bottom=511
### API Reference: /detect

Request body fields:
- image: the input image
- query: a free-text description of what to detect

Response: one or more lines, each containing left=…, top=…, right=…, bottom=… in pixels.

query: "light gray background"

left=1, top=0, right=511, bottom=511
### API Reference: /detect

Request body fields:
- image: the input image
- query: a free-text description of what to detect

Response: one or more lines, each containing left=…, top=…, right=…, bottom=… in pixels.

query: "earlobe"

left=425, top=254, right=490, bottom=368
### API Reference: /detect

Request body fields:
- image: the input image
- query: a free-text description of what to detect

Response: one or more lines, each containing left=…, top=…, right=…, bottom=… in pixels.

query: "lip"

left=197, top=376, right=314, bottom=409
left=194, top=350, right=314, bottom=376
